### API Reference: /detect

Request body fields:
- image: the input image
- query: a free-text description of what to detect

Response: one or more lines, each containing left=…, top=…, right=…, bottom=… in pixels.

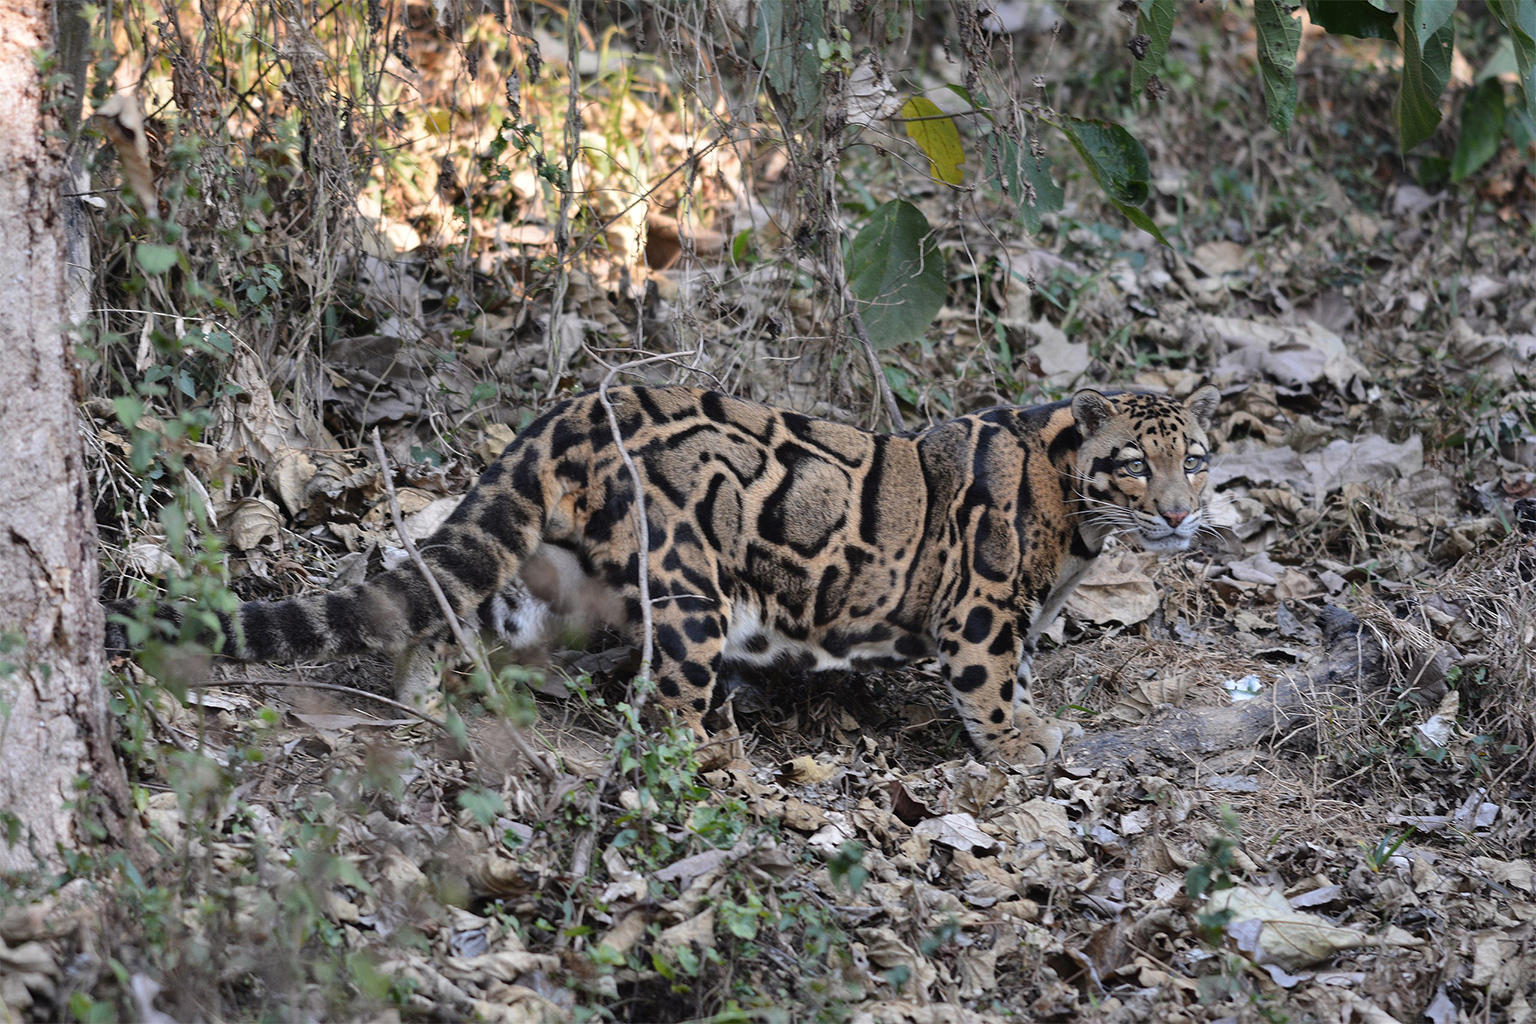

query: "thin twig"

left=843, top=286, right=906, bottom=431
left=543, top=1, right=583, bottom=400
left=568, top=349, right=686, bottom=887
left=370, top=429, right=559, bottom=780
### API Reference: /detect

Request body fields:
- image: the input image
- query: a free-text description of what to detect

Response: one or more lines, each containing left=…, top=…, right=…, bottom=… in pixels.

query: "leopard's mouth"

left=1136, top=528, right=1193, bottom=552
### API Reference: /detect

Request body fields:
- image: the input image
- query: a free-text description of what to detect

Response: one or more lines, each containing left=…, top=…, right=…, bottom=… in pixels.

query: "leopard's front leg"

left=937, top=602, right=1080, bottom=766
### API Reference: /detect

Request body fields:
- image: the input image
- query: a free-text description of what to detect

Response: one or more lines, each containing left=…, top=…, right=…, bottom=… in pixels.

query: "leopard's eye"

left=1122, top=458, right=1146, bottom=475
left=1184, top=454, right=1204, bottom=472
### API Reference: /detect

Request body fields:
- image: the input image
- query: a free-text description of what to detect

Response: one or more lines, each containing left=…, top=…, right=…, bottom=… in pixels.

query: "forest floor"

left=7, top=4, right=1536, bottom=1022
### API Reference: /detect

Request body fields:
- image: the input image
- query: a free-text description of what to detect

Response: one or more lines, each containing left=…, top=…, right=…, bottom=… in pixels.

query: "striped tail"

left=106, top=437, right=551, bottom=663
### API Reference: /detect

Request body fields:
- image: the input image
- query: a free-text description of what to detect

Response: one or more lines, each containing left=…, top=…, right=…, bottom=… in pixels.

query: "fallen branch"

left=1062, top=606, right=1385, bottom=775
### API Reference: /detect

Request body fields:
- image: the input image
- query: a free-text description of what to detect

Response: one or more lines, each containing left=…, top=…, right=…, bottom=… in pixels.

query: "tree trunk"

left=0, top=0, right=128, bottom=875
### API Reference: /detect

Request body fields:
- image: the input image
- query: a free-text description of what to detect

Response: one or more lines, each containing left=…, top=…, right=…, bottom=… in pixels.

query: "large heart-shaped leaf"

left=848, top=200, right=947, bottom=350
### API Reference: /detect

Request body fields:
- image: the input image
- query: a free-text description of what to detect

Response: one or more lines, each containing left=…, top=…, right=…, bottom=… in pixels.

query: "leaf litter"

left=46, top=4, right=1536, bottom=1023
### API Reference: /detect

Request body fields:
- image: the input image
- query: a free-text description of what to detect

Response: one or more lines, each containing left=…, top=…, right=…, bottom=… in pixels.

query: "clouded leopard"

left=109, top=384, right=1221, bottom=766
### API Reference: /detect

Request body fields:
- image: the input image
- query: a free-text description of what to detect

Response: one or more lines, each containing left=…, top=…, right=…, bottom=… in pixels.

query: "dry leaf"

left=778, top=754, right=840, bottom=786
left=1065, top=550, right=1158, bottom=625
left=1207, top=885, right=1422, bottom=971
left=268, top=446, right=317, bottom=517
left=913, top=813, right=998, bottom=853
left=225, top=497, right=282, bottom=550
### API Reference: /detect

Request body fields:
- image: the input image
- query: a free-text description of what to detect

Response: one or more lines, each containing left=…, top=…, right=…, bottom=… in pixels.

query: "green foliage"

left=1396, top=0, right=1456, bottom=152
left=1144, top=0, right=1536, bottom=166
left=1132, top=0, right=1176, bottom=96
left=1451, top=77, right=1507, bottom=181
left=983, top=132, right=1065, bottom=235
left=1305, top=0, right=1397, bottom=40
left=1362, top=827, right=1414, bottom=872
left=1488, top=0, right=1536, bottom=128
left=847, top=200, right=947, bottom=350
left=1055, top=118, right=1168, bottom=245
left=1254, top=0, right=1303, bottom=136
left=752, top=0, right=827, bottom=124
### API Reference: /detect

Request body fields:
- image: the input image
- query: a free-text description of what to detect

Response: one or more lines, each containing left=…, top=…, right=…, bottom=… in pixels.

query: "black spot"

left=478, top=459, right=509, bottom=487
left=812, top=565, right=844, bottom=626
left=988, top=621, right=1015, bottom=656
left=1087, top=455, right=1116, bottom=477
left=425, top=535, right=501, bottom=594
left=1047, top=425, right=1083, bottom=463
left=962, top=606, right=994, bottom=644
left=681, top=661, right=712, bottom=687
left=659, top=678, right=681, bottom=698
left=655, top=623, right=688, bottom=662
left=990, top=708, right=1006, bottom=724
left=272, top=600, right=324, bottom=656
left=684, top=616, right=719, bottom=643
left=821, top=630, right=852, bottom=658
left=635, top=387, right=670, bottom=425
left=1070, top=532, right=1097, bottom=559
left=510, top=450, right=541, bottom=501
left=692, top=698, right=708, bottom=711
left=895, top=634, right=928, bottom=657
left=998, top=679, right=1014, bottom=703
left=700, top=391, right=731, bottom=424
left=744, top=633, right=770, bottom=654
left=476, top=501, right=529, bottom=556
left=555, top=459, right=588, bottom=486
left=939, top=638, right=960, bottom=656
left=952, top=665, right=989, bottom=693
left=548, top=417, right=588, bottom=459
left=781, top=411, right=863, bottom=468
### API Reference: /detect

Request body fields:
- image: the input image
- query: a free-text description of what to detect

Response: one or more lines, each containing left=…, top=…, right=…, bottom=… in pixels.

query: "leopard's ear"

left=1070, top=389, right=1116, bottom=437
left=1184, top=384, right=1221, bottom=431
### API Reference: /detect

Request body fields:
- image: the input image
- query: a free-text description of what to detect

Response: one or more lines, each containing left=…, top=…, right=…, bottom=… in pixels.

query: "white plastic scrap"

left=1223, top=674, right=1264, bottom=701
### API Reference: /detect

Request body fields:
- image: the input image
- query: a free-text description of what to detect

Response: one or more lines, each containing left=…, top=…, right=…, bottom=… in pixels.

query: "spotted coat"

left=110, top=384, right=1221, bottom=765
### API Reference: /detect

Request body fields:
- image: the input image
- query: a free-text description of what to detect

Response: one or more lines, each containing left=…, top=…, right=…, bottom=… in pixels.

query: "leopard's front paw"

left=991, top=709, right=1084, bottom=766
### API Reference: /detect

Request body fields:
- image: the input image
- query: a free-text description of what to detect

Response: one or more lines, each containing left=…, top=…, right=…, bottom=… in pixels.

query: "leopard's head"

left=1069, top=385, right=1221, bottom=552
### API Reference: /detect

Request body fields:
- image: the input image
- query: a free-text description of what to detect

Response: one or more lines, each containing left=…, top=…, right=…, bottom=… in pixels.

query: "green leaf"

left=113, top=395, right=145, bottom=429
left=752, top=0, right=825, bottom=123
left=1055, top=117, right=1168, bottom=244
left=1304, top=0, right=1397, bottom=39
left=1058, top=118, right=1150, bottom=204
left=983, top=132, right=1064, bottom=234
left=1396, top=0, right=1455, bottom=151
left=901, top=96, right=965, bottom=185
left=1451, top=77, right=1507, bottom=181
left=848, top=200, right=946, bottom=350
left=135, top=243, right=179, bottom=276
left=1487, top=0, right=1536, bottom=130
left=1111, top=201, right=1171, bottom=247
left=1412, top=0, right=1457, bottom=42
left=1254, top=0, right=1303, bottom=135
left=1132, top=0, right=1177, bottom=96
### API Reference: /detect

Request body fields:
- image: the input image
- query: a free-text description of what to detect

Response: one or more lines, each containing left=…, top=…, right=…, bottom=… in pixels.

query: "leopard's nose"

left=1161, top=508, right=1189, bottom=527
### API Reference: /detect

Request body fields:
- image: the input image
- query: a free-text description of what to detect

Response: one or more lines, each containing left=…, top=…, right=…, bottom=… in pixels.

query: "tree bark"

left=0, top=0, right=128, bottom=875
